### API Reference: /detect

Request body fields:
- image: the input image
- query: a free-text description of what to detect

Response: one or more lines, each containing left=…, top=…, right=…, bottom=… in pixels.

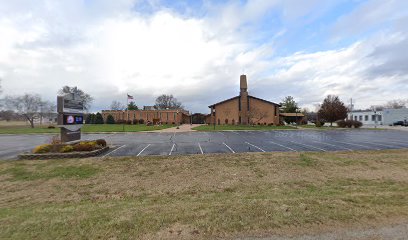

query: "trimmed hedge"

left=31, top=139, right=107, bottom=154
left=106, top=114, right=115, bottom=124
left=336, top=120, right=363, bottom=128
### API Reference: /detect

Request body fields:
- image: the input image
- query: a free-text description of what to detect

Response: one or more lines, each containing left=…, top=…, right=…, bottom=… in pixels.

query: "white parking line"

left=245, top=142, right=265, bottom=152
left=330, top=140, right=380, bottom=150
left=381, top=139, right=408, bottom=145
left=356, top=141, right=397, bottom=148
left=198, top=142, right=204, bottom=154
left=268, top=141, right=297, bottom=152
left=289, top=141, right=327, bottom=152
left=137, top=144, right=151, bottom=156
left=311, top=140, right=353, bottom=151
left=169, top=143, right=176, bottom=155
left=376, top=140, right=408, bottom=146
left=102, top=144, right=126, bottom=158
left=223, top=142, right=235, bottom=153
left=231, top=131, right=240, bottom=135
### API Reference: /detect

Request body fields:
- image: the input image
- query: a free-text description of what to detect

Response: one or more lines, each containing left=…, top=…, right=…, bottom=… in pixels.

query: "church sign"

left=57, top=93, right=84, bottom=142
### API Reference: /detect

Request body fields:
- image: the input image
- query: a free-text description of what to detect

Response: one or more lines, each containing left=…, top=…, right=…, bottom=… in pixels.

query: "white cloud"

left=252, top=33, right=408, bottom=110
left=331, top=0, right=408, bottom=41
left=0, top=0, right=407, bottom=114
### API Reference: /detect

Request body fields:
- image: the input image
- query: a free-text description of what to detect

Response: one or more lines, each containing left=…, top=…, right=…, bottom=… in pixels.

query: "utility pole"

left=350, top=98, right=353, bottom=120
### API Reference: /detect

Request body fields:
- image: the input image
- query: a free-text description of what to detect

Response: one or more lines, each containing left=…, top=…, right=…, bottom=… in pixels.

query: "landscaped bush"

left=133, top=119, right=138, bottom=124
left=33, top=144, right=52, bottom=154
left=96, top=139, right=107, bottom=147
left=106, top=114, right=115, bottom=124
left=85, top=113, right=96, bottom=124
left=336, top=120, right=347, bottom=128
left=73, top=141, right=98, bottom=152
left=337, top=119, right=363, bottom=128
left=94, top=112, right=104, bottom=124
left=126, top=120, right=132, bottom=125
left=59, top=145, right=74, bottom=153
left=116, top=119, right=126, bottom=124
left=47, top=125, right=55, bottom=129
left=139, top=119, right=145, bottom=124
left=352, top=120, right=363, bottom=128
left=50, top=135, right=61, bottom=145
left=315, top=120, right=325, bottom=127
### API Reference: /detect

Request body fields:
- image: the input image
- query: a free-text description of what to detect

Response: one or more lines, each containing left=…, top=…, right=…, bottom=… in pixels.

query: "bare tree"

left=110, top=100, right=125, bottom=110
left=154, top=94, right=183, bottom=110
left=58, top=86, right=93, bottom=111
left=5, top=94, right=42, bottom=128
left=0, top=110, right=18, bottom=121
left=383, top=99, right=407, bottom=109
left=370, top=105, right=384, bottom=111
left=248, top=106, right=269, bottom=125
left=38, top=101, right=56, bottom=125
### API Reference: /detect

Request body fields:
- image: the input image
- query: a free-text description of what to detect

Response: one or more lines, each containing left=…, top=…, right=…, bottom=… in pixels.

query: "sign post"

left=57, top=93, right=84, bottom=142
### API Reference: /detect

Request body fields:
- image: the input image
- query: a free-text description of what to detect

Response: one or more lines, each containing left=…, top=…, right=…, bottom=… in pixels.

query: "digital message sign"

left=57, top=93, right=84, bottom=142
left=62, top=115, right=83, bottom=125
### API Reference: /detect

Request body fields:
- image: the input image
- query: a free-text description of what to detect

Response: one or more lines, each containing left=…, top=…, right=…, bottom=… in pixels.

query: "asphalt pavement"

left=1, top=129, right=407, bottom=160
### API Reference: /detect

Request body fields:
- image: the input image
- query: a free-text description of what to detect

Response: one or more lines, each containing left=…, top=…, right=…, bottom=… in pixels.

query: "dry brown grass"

left=1, top=150, right=408, bottom=239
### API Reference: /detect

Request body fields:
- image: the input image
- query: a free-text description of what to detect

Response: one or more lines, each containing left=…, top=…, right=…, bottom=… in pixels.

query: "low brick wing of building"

left=102, top=109, right=190, bottom=125
left=208, top=75, right=281, bottom=125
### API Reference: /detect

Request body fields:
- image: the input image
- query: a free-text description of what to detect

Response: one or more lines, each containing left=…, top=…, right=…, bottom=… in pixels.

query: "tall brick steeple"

left=240, top=75, right=249, bottom=124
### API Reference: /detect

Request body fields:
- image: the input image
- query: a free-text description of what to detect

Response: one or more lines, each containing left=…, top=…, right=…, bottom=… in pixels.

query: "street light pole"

left=295, top=107, right=298, bottom=129
left=374, top=110, right=377, bottom=129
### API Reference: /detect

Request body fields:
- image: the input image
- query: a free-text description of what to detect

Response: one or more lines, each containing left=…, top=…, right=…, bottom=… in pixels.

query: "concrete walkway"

left=146, top=124, right=204, bottom=133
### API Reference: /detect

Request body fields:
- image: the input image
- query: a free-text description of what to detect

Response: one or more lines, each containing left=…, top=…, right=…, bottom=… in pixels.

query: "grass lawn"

left=0, top=124, right=175, bottom=134
left=1, top=150, right=408, bottom=239
left=192, top=124, right=296, bottom=131
left=298, top=124, right=334, bottom=130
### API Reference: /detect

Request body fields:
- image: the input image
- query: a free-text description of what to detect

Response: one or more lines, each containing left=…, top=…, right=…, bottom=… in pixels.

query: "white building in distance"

left=348, top=108, right=408, bottom=126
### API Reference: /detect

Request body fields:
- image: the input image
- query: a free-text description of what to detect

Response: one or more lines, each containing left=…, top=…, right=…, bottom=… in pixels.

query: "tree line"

left=110, top=94, right=183, bottom=111
left=280, top=95, right=407, bottom=126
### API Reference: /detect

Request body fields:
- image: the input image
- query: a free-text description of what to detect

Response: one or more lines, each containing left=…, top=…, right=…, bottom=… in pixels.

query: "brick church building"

left=207, top=75, right=281, bottom=125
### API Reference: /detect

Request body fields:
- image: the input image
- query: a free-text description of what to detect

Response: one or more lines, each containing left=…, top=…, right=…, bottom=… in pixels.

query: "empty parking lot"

left=101, top=130, right=408, bottom=157
left=1, top=129, right=408, bottom=160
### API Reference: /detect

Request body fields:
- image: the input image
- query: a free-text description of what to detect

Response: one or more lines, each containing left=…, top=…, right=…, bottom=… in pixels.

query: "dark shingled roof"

left=208, top=95, right=281, bottom=108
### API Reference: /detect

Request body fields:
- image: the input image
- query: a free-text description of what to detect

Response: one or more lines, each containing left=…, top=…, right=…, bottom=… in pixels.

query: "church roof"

left=208, top=95, right=281, bottom=108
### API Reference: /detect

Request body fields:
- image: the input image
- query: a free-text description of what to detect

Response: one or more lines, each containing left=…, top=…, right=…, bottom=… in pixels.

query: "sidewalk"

left=361, top=125, right=408, bottom=131
left=145, top=124, right=204, bottom=133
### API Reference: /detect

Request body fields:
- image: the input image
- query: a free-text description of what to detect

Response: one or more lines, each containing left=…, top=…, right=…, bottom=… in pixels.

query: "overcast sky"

left=1, top=0, right=407, bottom=113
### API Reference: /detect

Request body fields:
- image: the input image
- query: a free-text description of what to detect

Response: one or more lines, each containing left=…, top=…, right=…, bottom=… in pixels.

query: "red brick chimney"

left=240, top=75, right=249, bottom=124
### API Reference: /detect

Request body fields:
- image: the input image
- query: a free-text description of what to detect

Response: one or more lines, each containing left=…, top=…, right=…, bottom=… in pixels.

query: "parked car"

left=392, top=120, right=408, bottom=126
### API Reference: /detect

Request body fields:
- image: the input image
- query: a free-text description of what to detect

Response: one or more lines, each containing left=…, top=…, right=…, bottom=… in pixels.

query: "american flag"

left=127, top=94, right=133, bottom=100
